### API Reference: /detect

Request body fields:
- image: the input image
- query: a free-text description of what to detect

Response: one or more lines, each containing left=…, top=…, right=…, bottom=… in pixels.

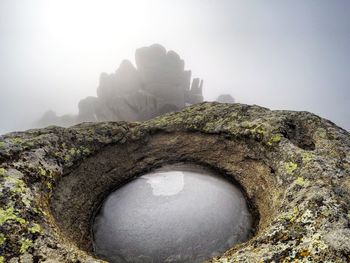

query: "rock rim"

left=0, top=102, right=349, bottom=263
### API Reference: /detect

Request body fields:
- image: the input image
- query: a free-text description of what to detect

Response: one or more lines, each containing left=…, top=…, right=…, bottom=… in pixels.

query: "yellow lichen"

left=301, top=152, right=313, bottom=163
left=295, top=177, right=305, bottom=186
left=0, top=233, right=6, bottom=246
left=321, top=209, right=331, bottom=217
left=285, top=162, right=298, bottom=175
left=24, top=141, right=35, bottom=147
left=315, top=128, right=327, bottom=139
left=241, top=121, right=254, bottom=129
left=0, top=207, right=17, bottom=225
left=63, top=155, right=71, bottom=162
left=19, top=238, right=33, bottom=253
left=69, top=148, right=76, bottom=155
left=39, top=167, right=46, bottom=177
left=81, top=147, right=91, bottom=155
left=0, top=207, right=26, bottom=225
left=46, top=181, right=52, bottom=190
left=28, top=223, right=42, bottom=234
left=0, top=256, right=4, bottom=263
left=281, top=206, right=299, bottom=222
left=10, top=137, right=23, bottom=145
left=241, top=121, right=266, bottom=136
left=22, top=195, right=31, bottom=207
left=253, top=125, right=266, bottom=135
left=0, top=168, right=5, bottom=176
left=5, top=177, right=26, bottom=193
left=267, top=134, right=282, bottom=146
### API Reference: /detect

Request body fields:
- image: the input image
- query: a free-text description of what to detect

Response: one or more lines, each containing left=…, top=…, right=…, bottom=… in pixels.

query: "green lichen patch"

left=295, top=177, right=306, bottom=186
left=4, top=176, right=26, bottom=193
left=39, top=166, right=46, bottom=177
left=267, top=134, right=282, bottom=146
left=0, top=233, right=6, bottom=246
left=10, top=137, right=23, bottom=145
left=0, top=102, right=349, bottom=262
left=285, top=162, right=298, bottom=175
left=0, top=207, right=26, bottom=225
left=19, top=238, right=33, bottom=253
left=301, top=151, right=314, bottom=163
left=28, top=223, right=42, bottom=234
left=0, top=141, right=5, bottom=148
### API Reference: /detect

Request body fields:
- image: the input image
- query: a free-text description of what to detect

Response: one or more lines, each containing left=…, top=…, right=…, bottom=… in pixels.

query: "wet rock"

left=1, top=102, right=349, bottom=262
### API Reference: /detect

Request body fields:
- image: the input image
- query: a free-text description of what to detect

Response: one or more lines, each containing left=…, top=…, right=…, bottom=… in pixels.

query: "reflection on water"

left=93, top=164, right=253, bottom=263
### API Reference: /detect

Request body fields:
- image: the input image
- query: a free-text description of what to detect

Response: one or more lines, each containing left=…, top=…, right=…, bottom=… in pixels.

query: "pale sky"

left=0, top=0, right=349, bottom=134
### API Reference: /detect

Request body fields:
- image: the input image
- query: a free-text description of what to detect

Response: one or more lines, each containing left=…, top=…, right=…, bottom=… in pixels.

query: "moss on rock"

left=0, top=102, right=349, bottom=262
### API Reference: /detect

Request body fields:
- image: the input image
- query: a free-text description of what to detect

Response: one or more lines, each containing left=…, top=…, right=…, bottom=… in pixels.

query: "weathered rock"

left=78, top=97, right=99, bottom=123
left=97, top=60, right=141, bottom=100
left=216, top=94, right=235, bottom=104
left=37, top=44, right=204, bottom=127
left=37, top=110, right=77, bottom=128
left=186, top=78, right=203, bottom=104
left=1, top=102, right=349, bottom=262
left=37, top=110, right=60, bottom=128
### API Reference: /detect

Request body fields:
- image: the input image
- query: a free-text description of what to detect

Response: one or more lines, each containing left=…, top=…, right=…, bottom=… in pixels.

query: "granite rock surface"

left=0, top=102, right=349, bottom=262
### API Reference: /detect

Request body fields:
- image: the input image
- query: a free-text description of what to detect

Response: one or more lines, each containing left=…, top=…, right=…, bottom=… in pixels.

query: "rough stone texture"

left=0, top=102, right=349, bottom=263
left=37, top=44, right=203, bottom=128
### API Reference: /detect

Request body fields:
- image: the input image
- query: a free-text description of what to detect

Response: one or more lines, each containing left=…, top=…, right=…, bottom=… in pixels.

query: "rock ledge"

left=0, top=102, right=349, bottom=262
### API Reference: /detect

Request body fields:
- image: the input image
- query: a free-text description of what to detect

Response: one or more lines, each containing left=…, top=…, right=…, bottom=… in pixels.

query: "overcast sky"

left=0, top=0, right=349, bottom=134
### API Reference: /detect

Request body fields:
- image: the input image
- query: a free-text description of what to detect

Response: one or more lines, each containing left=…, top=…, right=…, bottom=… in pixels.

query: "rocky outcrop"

left=216, top=94, right=235, bottom=104
left=1, top=102, right=349, bottom=262
left=37, top=44, right=203, bottom=127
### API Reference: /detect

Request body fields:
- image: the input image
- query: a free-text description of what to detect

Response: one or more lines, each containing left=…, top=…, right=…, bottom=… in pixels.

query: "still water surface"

left=93, top=164, right=253, bottom=263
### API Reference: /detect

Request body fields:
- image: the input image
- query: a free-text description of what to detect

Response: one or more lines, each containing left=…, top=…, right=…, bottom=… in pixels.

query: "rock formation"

left=37, top=110, right=76, bottom=128
left=1, top=102, right=349, bottom=262
left=216, top=94, right=235, bottom=103
left=37, top=44, right=203, bottom=127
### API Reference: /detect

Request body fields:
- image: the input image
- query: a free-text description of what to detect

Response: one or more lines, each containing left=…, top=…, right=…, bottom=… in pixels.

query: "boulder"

left=97, top=60, right=141, bottom=100
left=78, top=96, right=99, bottom=122
left=216, top=94, right=235, bottom=104
left=1, top=102, right=349, bottom=262
left=36, top=110, right=59, bottom=128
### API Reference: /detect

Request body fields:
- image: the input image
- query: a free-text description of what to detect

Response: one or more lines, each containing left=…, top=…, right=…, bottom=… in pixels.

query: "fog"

left=0, top=0, right=349, bottom=134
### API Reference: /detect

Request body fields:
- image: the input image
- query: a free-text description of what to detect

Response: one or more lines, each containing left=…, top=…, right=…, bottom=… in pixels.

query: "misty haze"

left=1, top=1, right=350, bottom=263
left=0, top=0, right=349, bottom=134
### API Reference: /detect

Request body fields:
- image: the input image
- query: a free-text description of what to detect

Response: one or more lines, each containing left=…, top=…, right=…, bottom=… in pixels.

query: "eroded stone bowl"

left=92, top=164, right=253, bottom=263
left=0, top=102, right=349, bottom=262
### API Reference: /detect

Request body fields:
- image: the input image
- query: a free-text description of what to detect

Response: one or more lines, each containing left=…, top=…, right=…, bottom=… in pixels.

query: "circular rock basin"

left=93, top=164, right=253, bottom=263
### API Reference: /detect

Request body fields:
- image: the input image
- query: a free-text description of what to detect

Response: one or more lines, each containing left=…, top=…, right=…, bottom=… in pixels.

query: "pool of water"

left=93, top=164, right=253, bottom=263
